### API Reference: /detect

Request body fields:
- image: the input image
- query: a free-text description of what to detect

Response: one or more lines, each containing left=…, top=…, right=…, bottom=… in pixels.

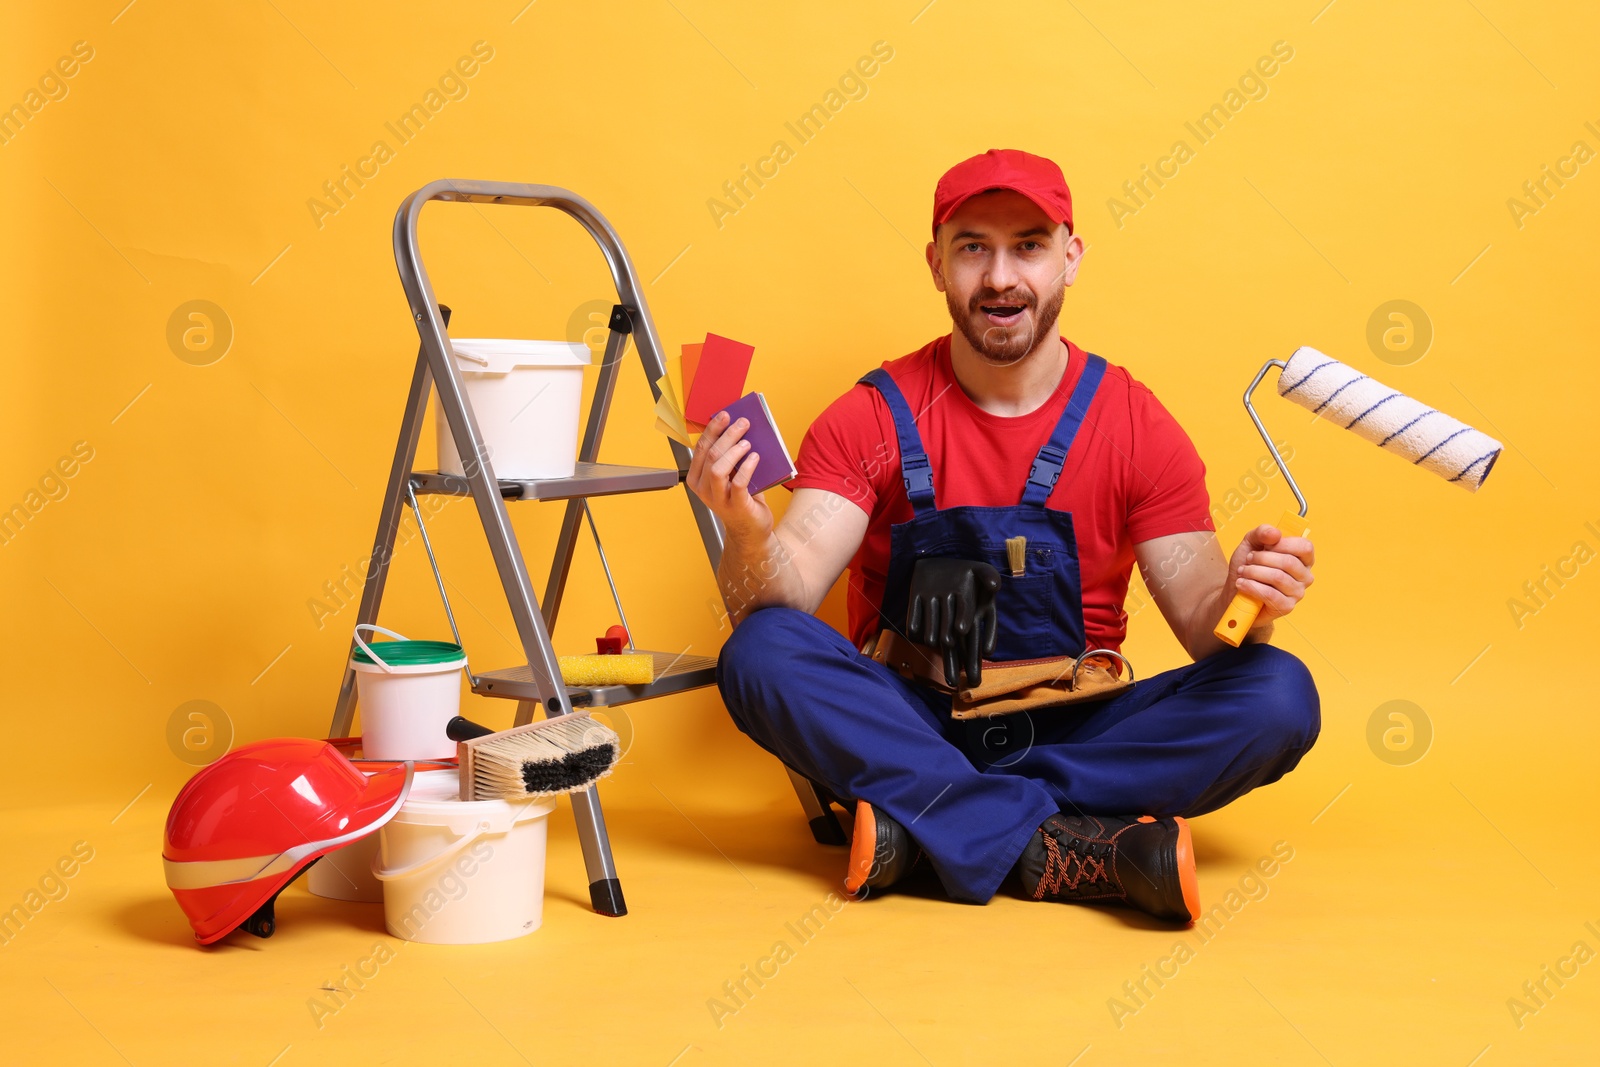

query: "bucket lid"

left=351, top=639, right=466, bottom=668
left=450, top=338, right=591, bottom=374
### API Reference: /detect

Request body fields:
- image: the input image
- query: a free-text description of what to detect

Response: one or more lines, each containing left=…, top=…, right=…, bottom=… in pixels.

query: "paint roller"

left=1213, top=345, right=1503, bottom=645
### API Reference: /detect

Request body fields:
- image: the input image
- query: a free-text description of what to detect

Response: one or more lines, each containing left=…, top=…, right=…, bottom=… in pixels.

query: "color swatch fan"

left=653, top=332, right=754, bottom=444
left=651, top=332, right=793, bottom=494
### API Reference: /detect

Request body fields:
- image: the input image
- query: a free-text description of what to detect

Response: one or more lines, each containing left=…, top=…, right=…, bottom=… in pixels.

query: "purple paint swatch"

left=718, top=392, right=795, bottom=495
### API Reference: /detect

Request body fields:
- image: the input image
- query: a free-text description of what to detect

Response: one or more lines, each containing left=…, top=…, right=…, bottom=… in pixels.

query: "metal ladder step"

left=409, top=461, right=681, bottom=501
left=472, top=649, right=718, bottom=707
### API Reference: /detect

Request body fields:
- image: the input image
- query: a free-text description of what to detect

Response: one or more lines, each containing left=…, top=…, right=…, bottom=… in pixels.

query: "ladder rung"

left=409, top=462, right=682, bottom=502
left=472, top=650, right=718, bottom=708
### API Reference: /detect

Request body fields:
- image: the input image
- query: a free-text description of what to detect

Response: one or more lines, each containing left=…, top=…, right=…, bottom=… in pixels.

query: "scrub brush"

left=446, top=714, right=621, bottom=801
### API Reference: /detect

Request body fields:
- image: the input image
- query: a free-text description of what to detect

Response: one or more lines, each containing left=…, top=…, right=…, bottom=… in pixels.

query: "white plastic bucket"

left=436, top=338, right=590, bottom=481
left=350, top=624, right=468, bottom=761
left=311, top=759, right=457, bottom=901
left=309, top=830, right=383, bottom=902
left=372, top=769, right=557, bottom=944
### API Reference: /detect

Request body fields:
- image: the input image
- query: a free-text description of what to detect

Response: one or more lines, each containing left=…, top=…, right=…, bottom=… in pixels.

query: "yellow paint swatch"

left=653, top=374, right=690, bottom=444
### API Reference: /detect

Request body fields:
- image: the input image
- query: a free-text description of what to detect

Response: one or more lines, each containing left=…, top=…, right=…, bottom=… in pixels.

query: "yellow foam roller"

left=558, top=654, right=655, bottom=686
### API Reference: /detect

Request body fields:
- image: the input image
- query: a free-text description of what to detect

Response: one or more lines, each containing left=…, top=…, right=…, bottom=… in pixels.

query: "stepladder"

left=328, top=180, right=849, bottom=917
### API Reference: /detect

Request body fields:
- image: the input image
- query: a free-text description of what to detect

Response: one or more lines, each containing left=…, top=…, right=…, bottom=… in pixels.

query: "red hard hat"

left=163, top=738, right=415, bottom=945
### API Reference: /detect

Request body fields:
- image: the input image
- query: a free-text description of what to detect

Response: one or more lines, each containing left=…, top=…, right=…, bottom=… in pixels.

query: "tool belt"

left=870, top=630, right=1135, bottom=719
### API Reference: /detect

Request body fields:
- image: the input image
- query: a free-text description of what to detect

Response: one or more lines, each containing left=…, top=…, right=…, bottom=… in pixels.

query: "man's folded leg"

left=715, top=607, right=1059, bottom=903
left=913, top=643, right=1316, bottom=924
left=964, top=642, right=1322, bottom=819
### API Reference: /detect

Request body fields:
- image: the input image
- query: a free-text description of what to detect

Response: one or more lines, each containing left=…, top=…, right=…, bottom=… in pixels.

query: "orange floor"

left=5, top=679, right=1596, bottom=1066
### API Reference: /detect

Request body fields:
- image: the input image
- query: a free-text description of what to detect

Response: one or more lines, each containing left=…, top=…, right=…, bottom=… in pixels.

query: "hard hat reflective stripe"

left=163, top=852, right=297, bottom=891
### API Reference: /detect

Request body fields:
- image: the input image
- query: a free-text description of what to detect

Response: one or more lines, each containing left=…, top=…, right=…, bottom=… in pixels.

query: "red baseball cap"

left=932, top=149, right=1073, bottom=238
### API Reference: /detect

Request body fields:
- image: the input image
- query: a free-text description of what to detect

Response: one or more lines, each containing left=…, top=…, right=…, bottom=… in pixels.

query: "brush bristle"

left=520, top=743, right=618, bottom=795
left=466, top=716, right=621, bottom=800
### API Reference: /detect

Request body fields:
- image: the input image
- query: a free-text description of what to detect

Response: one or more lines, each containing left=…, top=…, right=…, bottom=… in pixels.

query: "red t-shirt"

left=789, top=335, right=1213, bottom=653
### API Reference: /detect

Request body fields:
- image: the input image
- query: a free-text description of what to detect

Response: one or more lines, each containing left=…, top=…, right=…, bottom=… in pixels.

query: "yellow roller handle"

left=1213, top=509, right=1312, bottom=647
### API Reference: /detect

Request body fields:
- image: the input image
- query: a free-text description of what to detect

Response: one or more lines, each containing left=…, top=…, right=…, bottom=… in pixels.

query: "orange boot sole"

left=1174, top=815, right=1201, bottom=924
left=844, top=799, right=878, bottom=895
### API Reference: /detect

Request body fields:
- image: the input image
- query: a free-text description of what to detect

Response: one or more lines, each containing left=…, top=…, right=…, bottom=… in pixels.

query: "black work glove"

left=904, top=557, right=1001, bottom=688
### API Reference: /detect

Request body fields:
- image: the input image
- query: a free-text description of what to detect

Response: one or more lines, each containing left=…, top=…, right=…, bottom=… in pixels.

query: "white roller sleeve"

left=1277, top=347, right=1503, bottom=492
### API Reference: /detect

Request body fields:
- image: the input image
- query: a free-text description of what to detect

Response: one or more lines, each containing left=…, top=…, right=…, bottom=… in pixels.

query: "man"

left=690, top=148, right=1319, bottom=925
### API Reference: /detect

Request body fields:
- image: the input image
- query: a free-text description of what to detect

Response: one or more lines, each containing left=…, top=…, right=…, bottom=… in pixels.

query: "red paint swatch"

left=684, top=333, right=755, bottom=425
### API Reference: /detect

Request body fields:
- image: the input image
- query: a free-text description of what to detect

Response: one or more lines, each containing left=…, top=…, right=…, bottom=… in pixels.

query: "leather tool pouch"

left=871, top=630, right=1135, bottom=719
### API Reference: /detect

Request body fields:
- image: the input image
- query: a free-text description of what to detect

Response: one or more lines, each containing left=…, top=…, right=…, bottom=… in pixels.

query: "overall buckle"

left=901, top=455, right=934, bottom=500
left=1027, top=446, right=1066, bottom=492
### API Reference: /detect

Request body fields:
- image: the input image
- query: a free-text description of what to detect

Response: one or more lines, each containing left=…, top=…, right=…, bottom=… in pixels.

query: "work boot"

left=844, top=800, right=922, bottom=896
left=1016, top=813, right=1200, bottom=924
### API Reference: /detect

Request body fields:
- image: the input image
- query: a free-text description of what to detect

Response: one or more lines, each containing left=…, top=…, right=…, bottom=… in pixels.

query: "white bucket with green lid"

left=350, top=624, right=468, bottom=761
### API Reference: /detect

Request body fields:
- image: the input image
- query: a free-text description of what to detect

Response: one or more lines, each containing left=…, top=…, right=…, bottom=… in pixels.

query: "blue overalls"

left=870, top=356, right=1106, bottom=664
left=716, top=354, right=1322, bottom=903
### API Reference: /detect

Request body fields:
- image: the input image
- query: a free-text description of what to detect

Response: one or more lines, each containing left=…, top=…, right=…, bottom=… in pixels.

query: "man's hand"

left=686, top=411, right=772, bottom=543
left=1227, top=523, right=1315, bottom=627
left=905, top=558, right=1001, bottom=687
left=1134, top=525, right=1316, bottom=661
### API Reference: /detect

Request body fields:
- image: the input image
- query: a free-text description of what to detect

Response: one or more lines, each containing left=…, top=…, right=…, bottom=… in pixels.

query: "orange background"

left=2, top=2, right=1596, bottom=1064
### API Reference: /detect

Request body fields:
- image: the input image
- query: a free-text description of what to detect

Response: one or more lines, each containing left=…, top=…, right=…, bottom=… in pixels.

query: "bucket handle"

left=352, top=623, right=410, bottom=674
left=404, top=482, right=478, bottom=688
left=449, top=342, right=489, bottom=367
left=372, top=818, right=494, bottom=882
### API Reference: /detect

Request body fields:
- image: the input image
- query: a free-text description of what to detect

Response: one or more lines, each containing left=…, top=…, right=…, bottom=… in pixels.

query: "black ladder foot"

left=809, top=811, right=849, bottom=846
left=589, top=877, right=627, bottom=916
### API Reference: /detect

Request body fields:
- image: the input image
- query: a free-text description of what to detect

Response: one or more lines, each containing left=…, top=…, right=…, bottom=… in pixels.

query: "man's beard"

left=946, top=281, right=1066, bottom=364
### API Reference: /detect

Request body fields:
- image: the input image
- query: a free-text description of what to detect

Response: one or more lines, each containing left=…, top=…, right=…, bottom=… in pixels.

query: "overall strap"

left=858, top=367, right=936, bottom=515
left=1020, top=353, right=1108, bottom=507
